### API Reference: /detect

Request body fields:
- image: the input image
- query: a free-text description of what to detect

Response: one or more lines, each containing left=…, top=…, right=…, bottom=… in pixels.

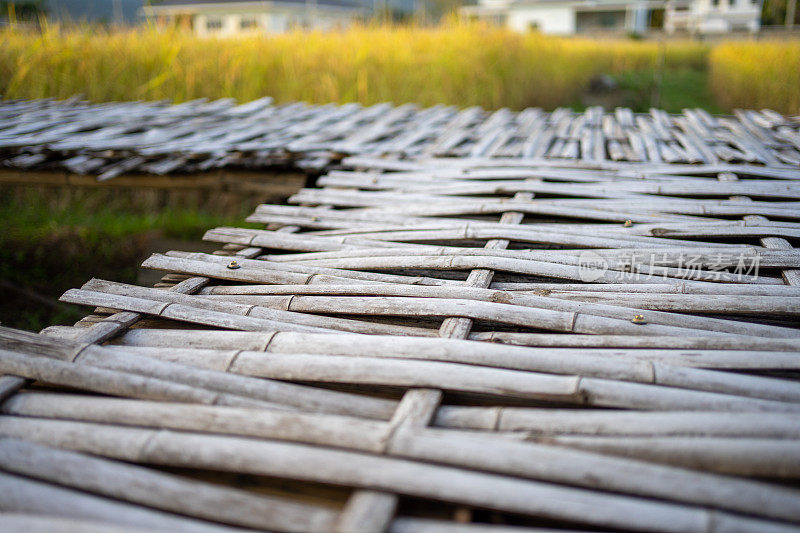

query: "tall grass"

left=710, top=41, right=800, bottom=115
left=0, top=22, right=710, bottom=110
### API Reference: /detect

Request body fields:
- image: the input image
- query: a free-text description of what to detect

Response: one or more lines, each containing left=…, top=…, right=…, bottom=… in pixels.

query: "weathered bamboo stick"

left=506, top=282, right=800, bottom=295
left=339, top=157, right=799, bottom=176
left=0, top=472, right=235, bottom=532
left=59, top=288, right=342, bottom=334
left=256, top=246, right=800, bottom=273
left=200, top=292, right=799, bottom=338
left=0, top=437, right=336, bottom=532
left=311, top=222, right=723, bottom=251
left=3, top=416, right=754, bottom=533
left=110, top=326, right=800, bottom=352
left=0, top=376, right=24, bottom=403
left=387, top=517, right=570, bottom=533
left=103, top=346, right=583, bottom=402
left=289, top=183, right=800, bottom=209
left=281, top=211, right=800, bottom=241
left=433, top=407, right=800, bottom=437
left=56, top=249, right=263, bottom=346
left=536, top=435, right=800, bottom=478
left=321, top=166, right=798, bottom=184
left=192, top=280, right=800, bottom=339
left=0, top=514, right=163, bottom=533
left=195, top=284, right=792, bottom=337
left=254, top=198, right=800, bottom=225
left=256, top=254, right=773, bottom=285
left=110, top=329, right=280, bottom=351
left=2, top=396, right=800, bottom=526
left=145, top=251, right=461, bottom=287
left=88, top=342, right=800, bottom=410
left=66, top=279, right=744, bottom=340
left=315, top=173, right=800, bottom=198
left=79, top=278, right=437, bottom=337
left=0, top=410, right=797, bottom=529
left=533, top=292, right=800, bottom=315
left=0, top=326, right=396, bottom=419
left=0, top=348, right=240, bottom=407
left=335, top=490, right=398, bottom=533
left=335, top=389, right=442, bottom=532
left=247, top=246, right=800, bottom=274
left=210, top=224, right=791, bottom=259
left=246, top=208, right=720, bottom=249
left=222, top=329, right=800, bottom=401
left=466, top=332, right=800, bottom=350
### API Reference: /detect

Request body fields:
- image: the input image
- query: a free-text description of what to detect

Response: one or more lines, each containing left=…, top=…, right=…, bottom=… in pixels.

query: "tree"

left=761, top=0, right=800, bottom=26
left=786, top=0, right=797, bottom=27
left=1, top=1, right=48, bottom=21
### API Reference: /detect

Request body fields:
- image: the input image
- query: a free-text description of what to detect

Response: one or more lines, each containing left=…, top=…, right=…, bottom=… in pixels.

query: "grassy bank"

left=0, top=186, right=261, bottom=331
left=0, top=23, right=714, bottom=111
left=710, top=41, right=800, bottom=115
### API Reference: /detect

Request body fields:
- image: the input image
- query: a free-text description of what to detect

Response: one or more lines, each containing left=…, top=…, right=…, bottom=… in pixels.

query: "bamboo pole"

left=138, top=268, right=800, bottom=338
left=1, top=395, right=800, bottom=526
left=536, top=435, right=800, bottom=478
left=0, top=472, right=235, bottom=533
left=0, top=514, right=163, bottom=533
left=111, top=326, right=800, bottom=352
left=0, top=326, right=396, bottom=419
left=0, top=437, right=336, bottom=532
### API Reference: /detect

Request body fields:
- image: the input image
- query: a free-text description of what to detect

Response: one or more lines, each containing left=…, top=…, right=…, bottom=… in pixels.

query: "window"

left=240, top=16, right=257, bottom=30
left=711, top=0, right=719, bottom=6
left=600, top=12, right=617, bottom=27
left=206, top=17, right=222, bottom=31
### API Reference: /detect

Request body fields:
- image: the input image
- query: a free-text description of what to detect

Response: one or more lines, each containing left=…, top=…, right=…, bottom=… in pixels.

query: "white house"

left=663, top=0, right=761, bottom=34
left=460, top=0, right=761, bottom=35
left=142, top=0, right=366, bottom=36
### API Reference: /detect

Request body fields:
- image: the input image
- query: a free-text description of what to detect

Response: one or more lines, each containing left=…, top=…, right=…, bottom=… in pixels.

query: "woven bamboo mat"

left=1, top=98, right=799, bottom=180
left=1, top=153, right=800, bottom=531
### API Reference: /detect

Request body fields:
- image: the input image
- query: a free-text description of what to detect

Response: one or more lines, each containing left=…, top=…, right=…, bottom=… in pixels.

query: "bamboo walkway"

left=1, top=103, right=800, bottom=532
left=1, top=98, right=799, bottom=180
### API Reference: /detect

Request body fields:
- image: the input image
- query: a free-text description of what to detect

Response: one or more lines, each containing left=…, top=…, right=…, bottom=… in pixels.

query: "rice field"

left=0, top=22, right=796, bottom=114
left=0, top=22, right=708, bottom=111
left=710, top=40, right=800, bottom=115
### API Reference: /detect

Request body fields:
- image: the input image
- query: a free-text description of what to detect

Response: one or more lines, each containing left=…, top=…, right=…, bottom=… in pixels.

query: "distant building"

left=142, top=0, right=366, bottom=35
left=663, top=0, right=761, bottom=34
left=460, top=0, right=761, bottom=35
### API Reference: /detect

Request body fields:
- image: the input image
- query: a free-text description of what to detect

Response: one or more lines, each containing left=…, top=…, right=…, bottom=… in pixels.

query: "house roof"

left=481, top=0, right=665, bottom=6
left=148, top=0, right=364, bottom=11
left=468, top=0, right=669, bottom=12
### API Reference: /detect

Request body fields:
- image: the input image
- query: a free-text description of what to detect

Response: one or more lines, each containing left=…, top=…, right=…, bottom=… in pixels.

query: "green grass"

left=0, top=186, right=262, bottom=331
left=612, top=68, right=722, bottom=113
left=2, top=188, right=259, bottom=242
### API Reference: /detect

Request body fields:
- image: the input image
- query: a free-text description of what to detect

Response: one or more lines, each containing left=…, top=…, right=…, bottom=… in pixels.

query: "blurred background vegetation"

left=0, top=23, right=798, bottom=114
left=0, top=186, right=262, bottom=331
